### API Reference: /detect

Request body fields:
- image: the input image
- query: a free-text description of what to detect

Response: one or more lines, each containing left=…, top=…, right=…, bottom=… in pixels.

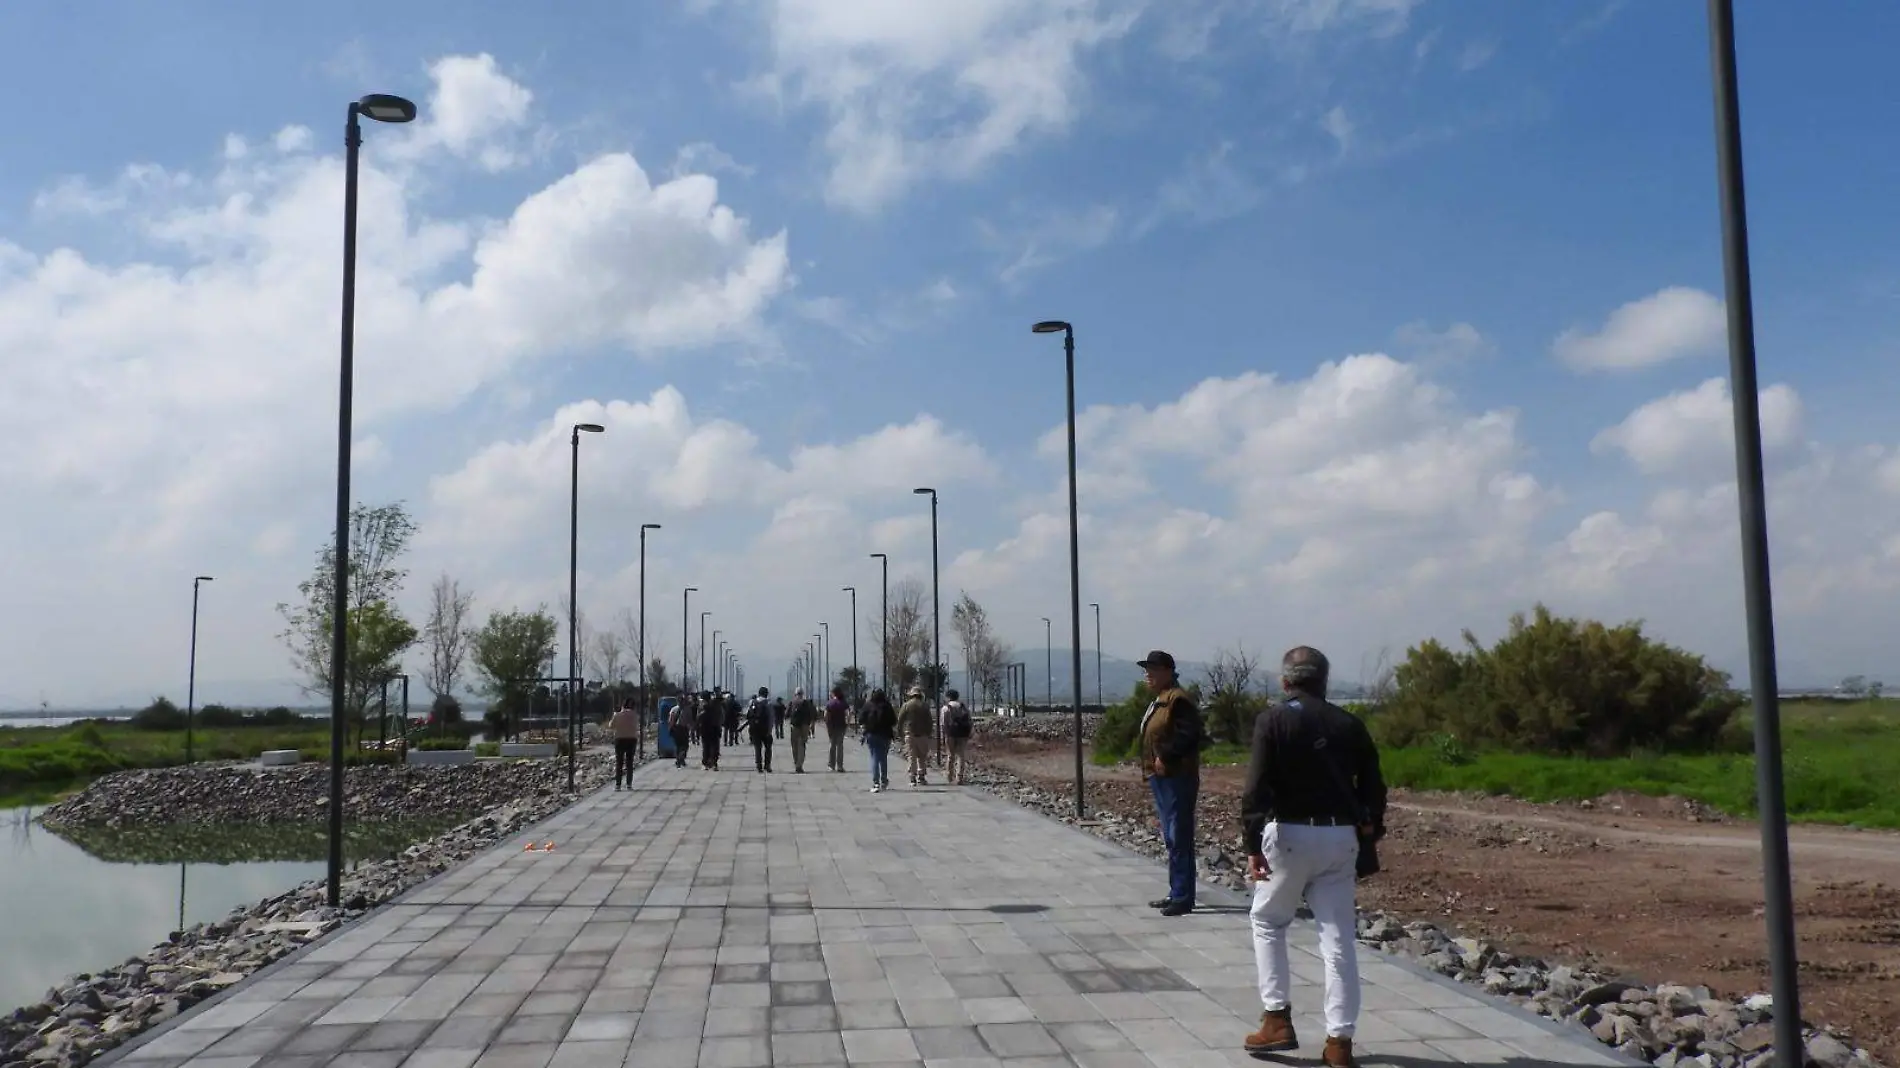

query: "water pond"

left=0, top=806, right=451, bottom=1012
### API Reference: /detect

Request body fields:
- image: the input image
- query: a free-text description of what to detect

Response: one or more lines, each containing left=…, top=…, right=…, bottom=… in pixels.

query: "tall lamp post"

left=683, top=587, right=697, bottom=696
left=186, top=575, right=214, bottom=765
left=699, top=611, right=709, bottom=693
left=913, top=488, right=941, bottom=753
left=329, top=91, right=418, bottom=908
left=1033, top=318, right=1088, bottom=820
left=639, top=523, right=661, bottom=727
left=1705, top=4, right=1800, bottom=1065
left=567, top=422, right=605, bottom=791
left=870, top=553, right=889, bottom=693
left=819, top=621, right=830, bottom=693
left=1042, top=617, right=1052, bottom=710
left=842, top=587, right=859, bottom=703
left=1089, top=602, right=1102, bottom=711
left=713, top=632, right=723, bottom=690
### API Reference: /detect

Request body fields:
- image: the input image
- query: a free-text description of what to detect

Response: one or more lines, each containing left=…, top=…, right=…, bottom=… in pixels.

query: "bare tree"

left=952, top=592, right=1010, bottom=711
left=423, top=574, right=474, bottom=699
left=1359, top=646, right=1396, bottom=707
left=1203, top=645, right=1265, bottom=746
left=881, top=578, right=930, bottom=694
left=590, top=629, right=627, bottom=688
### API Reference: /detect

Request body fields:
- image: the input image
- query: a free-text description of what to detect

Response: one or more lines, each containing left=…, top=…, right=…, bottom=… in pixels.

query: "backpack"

left=947, top=702, right=973, bottom=739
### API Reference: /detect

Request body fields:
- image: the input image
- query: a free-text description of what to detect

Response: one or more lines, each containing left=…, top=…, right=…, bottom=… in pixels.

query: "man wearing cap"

left=1241, top=646, right=1386, bottom=1068
left=1137, top=650, right=1203, bottom=917
left=898, top=685, right=934, bottom=786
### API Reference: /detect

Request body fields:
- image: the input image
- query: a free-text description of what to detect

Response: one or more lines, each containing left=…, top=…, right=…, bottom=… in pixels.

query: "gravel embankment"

left=4, top=750, right=626, bottom=1068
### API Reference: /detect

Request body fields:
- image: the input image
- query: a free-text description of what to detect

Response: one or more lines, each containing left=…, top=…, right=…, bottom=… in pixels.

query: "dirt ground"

left=972, top=734, right=1900, bottom=1065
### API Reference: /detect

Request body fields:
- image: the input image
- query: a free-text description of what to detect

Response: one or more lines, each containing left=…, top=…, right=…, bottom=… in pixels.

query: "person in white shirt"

left=938, top=689, right=973, bottom=785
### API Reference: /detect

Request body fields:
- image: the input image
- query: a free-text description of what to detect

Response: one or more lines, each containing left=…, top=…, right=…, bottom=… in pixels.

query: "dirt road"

left=973, top=734, right=1900, bottom=1064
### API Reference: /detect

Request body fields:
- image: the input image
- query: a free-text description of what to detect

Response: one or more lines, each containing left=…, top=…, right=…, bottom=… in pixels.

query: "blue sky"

left=4, top=0, right=1900, bottom=708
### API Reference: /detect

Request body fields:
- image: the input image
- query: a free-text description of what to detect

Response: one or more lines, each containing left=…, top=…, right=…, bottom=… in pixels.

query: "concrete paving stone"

left=111, top=764, right=1628, bottom=1068
left=773, top=1030, right=849, bottom=1065
left=328, top=1052, right=409, bottom=1068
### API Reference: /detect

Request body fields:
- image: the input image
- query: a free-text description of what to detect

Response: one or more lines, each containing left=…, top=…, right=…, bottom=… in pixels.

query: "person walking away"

left=824, top=687, right=849, bottom=772
left=788, top=688, right=817, bottom=772
left=774, top=696, right=787, bottom=739
left=859, top=689, right=896, bottom=792
left=939, top=689, right=973, bottom=785
left=697, top=691, right=723, bottom=769
left=1137, top=650, right=1203, bottom=916
left=1241, top=647, right=1387, bottom=1068
left=747, top=687, right=775, bottom=773
left=898, top=686, right=933, bottom=786
left=669, top=699, right=691, bottom=768
left=609, top=703, right=641, bottom=790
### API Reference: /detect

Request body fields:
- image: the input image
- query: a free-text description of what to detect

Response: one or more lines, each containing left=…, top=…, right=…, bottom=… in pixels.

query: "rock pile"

left=38, top=755, right=605, bottom=828
left=2, top=751, right=624, bottom=1068
left=973, top=712, right=1101, bottom=744
left=967, top=760, right=1882, bottom=1068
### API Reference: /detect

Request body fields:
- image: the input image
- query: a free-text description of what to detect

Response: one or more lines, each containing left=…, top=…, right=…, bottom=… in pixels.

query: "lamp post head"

left=871, top=552, right=886, bottom=560
left=575, top=423, right=605, bottom=434
left=842, top=586, right=854, bottom=593
left=195, top=575, right=215, bottom=583
left=686, top=586, right=698, bottom=593
left=1089, top=602, right=1098, bottom=610
left=1031, top=320, right=1071, bottom=335
left=913, top=487, right=935, bottom=497
left=357, top=94, right=418, bottom=123
left=643, top=523, right=662, bottom=531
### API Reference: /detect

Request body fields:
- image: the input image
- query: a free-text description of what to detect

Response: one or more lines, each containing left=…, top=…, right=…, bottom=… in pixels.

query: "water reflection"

left=0, top=806, right=452, bottom=1013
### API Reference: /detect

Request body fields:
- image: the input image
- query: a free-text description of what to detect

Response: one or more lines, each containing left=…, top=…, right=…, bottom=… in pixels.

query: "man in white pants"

left=1240, top=647, right=1386, bottom=1068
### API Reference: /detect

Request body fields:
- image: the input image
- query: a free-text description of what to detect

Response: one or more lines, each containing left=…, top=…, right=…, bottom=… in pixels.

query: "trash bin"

left=656, top=698, right=679, bottom=758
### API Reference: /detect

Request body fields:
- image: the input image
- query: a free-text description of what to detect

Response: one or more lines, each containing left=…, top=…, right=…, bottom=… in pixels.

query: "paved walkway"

left=105, top=760, right=1631, bottom=1068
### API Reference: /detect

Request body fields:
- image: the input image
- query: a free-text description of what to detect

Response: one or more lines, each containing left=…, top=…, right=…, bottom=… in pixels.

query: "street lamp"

left=186, top=576, right=213, bottom=765
left=714, top=633, right=724, bottom=690
left=699, top=611, right=709, bottom=692
left=870, top=553, right=889, bottom=693
left=1033, top=317, right=1088, bottom=820
left=683, top=587, right=697, bottom=699
left=820, top=621, right=830, bottom=693
left=1042, top=617, right=1052, bottom=710
left=1089, top=602, right=1102, bottom=711
left=842, top=587, right=859, bottom=703
left=913, top=487, right=941, bottom=753
left=567, top=422, right=605, bottom=792
left=329, top=90, right=418, bottom=908
left=639, top=524, right=661, bottom=726
left=1705, top=4, right=1800, bottom=1064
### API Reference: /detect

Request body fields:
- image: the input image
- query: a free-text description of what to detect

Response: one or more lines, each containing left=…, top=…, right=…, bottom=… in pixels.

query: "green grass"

left=1108, top=700, right=1900, bottom=829
left=0, top=721, right=383, bottom=797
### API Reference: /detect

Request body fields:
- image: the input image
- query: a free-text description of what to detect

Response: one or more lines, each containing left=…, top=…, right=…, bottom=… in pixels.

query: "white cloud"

left=1554, top=286, right=1728, bottom=371
left=987, top=203, right=1120, bottom=286
left=1393, top=320, right=1494, bottom=364
left=1591, top=376, right=1804, bottom=477
left=385, top=53, right=538, bottom=172
left=717, top=0, right=1140, bottom=212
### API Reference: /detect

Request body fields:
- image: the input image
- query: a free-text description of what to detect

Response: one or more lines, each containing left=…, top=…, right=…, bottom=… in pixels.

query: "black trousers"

left=752, top=736, right=773, bottom=771
left=670, top=728, right=689, bottom=766
left=614, top=739, right=638, bottom=785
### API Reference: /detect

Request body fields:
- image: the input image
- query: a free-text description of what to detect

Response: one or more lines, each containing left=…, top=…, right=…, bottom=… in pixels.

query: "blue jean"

left=866, top=736, right=891, bottom=786
left=1150, top=772, right=1198, bottom=904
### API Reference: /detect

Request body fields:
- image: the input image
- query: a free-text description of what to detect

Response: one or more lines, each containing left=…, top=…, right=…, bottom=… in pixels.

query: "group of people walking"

left=612, top=681, right=977, bottom=793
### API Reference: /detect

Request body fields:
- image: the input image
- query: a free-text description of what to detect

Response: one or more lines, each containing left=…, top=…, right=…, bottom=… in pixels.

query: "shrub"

left=415, top=737, right=469, bottom=751
left=474, top=742, right=500, bottom=758
left=130, top=697, right=186, bottom=731
left=430, top=693, right=465, bottom=726
left=1375, top=605, right=1744, bottom=757
left=69, top=722, right=110, bottom=751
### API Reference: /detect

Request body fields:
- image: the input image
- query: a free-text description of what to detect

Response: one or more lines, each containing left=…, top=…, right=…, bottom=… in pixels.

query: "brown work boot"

left=1243, top=1008, right=1298, bottom=1054
left=1322, top=1035, right=1356, bottom=1068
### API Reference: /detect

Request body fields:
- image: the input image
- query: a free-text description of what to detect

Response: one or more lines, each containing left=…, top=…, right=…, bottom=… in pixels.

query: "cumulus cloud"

left=1591, top=377, right=1804, bottom=477
left=1553, top=286, right=1728, bottom=371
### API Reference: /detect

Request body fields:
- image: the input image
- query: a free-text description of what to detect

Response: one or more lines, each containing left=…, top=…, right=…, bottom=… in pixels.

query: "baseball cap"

left=1136, top=650, right=1176, bottom=671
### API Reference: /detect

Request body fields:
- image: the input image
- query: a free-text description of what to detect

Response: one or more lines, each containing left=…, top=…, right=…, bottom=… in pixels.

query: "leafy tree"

left=276, top=502, right=421, bottom=716
left=646, top=658, right=672, bottom=698
left=470, top=608, right=560, bottom=738
left=837, top=665, right=866, bottom=701
left=1376, top=604, right=1743, bottom=757
left=130, top=696, right=185, bottom=731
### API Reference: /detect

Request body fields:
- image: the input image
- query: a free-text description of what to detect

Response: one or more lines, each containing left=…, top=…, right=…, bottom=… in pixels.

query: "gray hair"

left=1281, top=646, right=1330, bottom=695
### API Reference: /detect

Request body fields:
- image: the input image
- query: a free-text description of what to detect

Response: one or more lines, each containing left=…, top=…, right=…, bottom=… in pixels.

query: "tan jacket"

left=898, top=697, right=933, bottom=738
left=609, top=708, right=641, bottom=739
left=1138, top=687, right=1201, bottom=779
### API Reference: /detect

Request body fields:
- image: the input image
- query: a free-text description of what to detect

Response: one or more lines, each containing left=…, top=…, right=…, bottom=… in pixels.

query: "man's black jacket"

left=1239, top=694, right=1387, bottom=850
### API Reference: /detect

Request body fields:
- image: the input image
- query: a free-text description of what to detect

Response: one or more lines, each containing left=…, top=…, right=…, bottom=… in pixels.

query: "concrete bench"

left=498, top=742, right=559, bottom=759
left=406, top=748, right=475, bottom=766
left=258, top=750, right=300, bottom=767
